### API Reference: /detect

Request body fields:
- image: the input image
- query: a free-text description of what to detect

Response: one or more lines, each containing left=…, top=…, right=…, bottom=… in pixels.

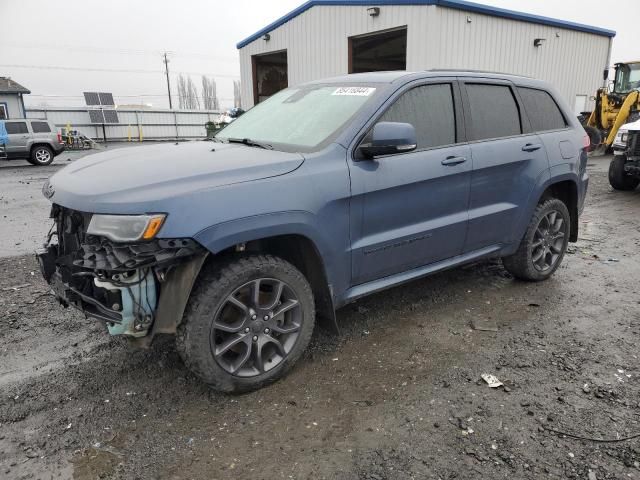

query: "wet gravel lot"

left=1, top=154, right=640, bottom=480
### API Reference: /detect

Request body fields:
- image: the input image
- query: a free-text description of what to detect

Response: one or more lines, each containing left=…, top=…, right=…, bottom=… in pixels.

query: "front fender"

left=193, top=210, right=340, bottom=288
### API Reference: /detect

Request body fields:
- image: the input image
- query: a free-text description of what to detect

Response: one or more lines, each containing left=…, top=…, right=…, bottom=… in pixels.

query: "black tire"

left=608, top=156, right=639, bottom=191
left=30, top=145, right=54, bottom=166
left=176, top=254, right=315, bottom=393
left=502, top=199, right=571, bottom=282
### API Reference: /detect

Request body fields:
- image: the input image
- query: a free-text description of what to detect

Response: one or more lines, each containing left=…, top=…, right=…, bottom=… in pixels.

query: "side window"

left=5, top=122, right=28, bottom=134
left=517, top=87, right=567, bottom=132
left=465, top=84, right=522, bottom=141
left=31, top=121, right=51, bottom=133
left=379, top=84, right=456, bottom=149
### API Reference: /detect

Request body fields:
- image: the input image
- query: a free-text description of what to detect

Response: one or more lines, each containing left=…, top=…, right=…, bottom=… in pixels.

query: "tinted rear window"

left=380, top=83, right=456, bottom=149
left=465, top=84, right=521, bottom=140
left=517, top=87, right=567, bottom=132
left=31, top=121, right=51, bottom=133
left=5, top=122, right=28, bottom=134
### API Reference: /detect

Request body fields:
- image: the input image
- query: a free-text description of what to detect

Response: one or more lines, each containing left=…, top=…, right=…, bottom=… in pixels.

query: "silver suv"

left=2, top=119, right=65, bottom=166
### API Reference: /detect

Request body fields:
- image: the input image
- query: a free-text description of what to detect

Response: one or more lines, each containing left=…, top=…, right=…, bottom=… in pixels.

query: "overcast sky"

left=0, top=0, right=636, bottom=109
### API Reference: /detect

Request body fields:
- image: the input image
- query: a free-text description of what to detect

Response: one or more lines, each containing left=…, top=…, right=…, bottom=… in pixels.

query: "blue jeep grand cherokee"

left=38, top=71, right=589, bottom=392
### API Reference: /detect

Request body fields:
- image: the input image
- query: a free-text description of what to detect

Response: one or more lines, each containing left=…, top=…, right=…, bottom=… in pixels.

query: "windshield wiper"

left=226, top=138, right=274, bottom=150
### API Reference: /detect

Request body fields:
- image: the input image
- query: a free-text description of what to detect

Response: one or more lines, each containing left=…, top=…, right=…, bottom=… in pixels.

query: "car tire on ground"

left=502, top=198, right=571, bottom=282
left=608, top=156, right=639, bottom=191
left=30, top=145, right=54, bottom=166
left=176, top=254, right=315, bottom=393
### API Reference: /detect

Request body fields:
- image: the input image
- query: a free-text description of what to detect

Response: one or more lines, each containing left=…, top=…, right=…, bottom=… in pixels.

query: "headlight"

left=615, top=130, right=628, bottom=145
left=87, top=214, right=166, bottom=242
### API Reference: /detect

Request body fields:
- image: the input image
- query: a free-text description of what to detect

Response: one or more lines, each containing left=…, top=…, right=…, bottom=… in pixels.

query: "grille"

left=629, top=132, right=640, bottom=157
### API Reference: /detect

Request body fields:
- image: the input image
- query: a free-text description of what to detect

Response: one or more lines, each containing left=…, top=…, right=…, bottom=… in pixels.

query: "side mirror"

left=359, top=122, right=417, bottom=159
left=603, top=68, right=609, bottom=81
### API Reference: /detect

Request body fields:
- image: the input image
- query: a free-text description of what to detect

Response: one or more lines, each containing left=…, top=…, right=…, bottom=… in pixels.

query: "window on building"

left=0, top=104, right=7, bottom=120
left=465, top=84, right=522, bottom=140
left=5, top=121, right=28, bottom=134
left=517, top=87, right=567, bottom=132
left=378, top=84, right=456, bottom=149
left=31, top=121, right=51, bottom=133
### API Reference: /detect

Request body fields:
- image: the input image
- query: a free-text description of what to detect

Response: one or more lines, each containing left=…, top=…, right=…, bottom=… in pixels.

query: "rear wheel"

left=177, top=254, right=315, bottom=393
left=30, top=145, right=54, bottom=166
left=502, top=199, right=570, bottom=281
left=608, top=156, right=639, bottom=191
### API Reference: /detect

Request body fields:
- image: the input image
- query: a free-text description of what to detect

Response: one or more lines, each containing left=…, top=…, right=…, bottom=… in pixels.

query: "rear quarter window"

left=465, top=84, right=522, bottom=141
left=517, top=87, right=567, bottom=132
left=31, top=121, right=51, bottom=133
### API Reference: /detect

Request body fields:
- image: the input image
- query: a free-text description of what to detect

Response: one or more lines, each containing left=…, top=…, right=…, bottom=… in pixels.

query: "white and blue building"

left=237, top=0, right=615, bottom=112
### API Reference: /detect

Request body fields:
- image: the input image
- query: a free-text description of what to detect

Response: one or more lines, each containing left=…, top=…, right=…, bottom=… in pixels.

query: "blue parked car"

left=38, top=71, right=589, bottom=392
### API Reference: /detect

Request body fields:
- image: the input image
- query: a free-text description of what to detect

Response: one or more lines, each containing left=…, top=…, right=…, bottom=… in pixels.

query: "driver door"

left=349, top=80, right=472, bottom=285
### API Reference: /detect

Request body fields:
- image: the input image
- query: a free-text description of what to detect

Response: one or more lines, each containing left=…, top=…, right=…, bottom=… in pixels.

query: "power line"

left=2, top=42, right=237, bottom=62
left=0, top=64, right=240, bottom=78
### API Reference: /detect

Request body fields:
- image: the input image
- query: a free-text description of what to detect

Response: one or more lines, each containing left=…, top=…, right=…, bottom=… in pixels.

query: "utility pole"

left=163, top=52, right=173, bottom=109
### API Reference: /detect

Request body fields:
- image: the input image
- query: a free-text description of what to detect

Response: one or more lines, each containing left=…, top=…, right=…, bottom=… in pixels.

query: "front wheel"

left=608, top=156, right=639, bottom=191
left=502, top=199, right=570, bottom=281
left=177, top=254, right=315, bottom=393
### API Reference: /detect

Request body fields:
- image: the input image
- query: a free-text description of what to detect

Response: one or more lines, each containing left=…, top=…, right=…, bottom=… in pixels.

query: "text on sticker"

left=332, top=87, right=376, bottom=96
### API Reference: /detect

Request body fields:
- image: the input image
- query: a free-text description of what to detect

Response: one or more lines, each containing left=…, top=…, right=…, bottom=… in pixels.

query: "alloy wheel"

left=531, top=210, right=566, bottom=272
left=35, top=148, right=51, bottom=163
left=210, top=278, right=302, bottom=377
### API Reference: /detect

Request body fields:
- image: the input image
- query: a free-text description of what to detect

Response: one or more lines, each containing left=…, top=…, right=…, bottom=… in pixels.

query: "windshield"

left=614, top=63, right=640, bottom=94
left=215, top=85, right=380, bottom=151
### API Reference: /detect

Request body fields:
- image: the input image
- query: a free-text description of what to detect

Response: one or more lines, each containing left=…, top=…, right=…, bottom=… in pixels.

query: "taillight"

left=583, top=133, right=591, bottom=150
left=57, top=133, right=63, bottom=144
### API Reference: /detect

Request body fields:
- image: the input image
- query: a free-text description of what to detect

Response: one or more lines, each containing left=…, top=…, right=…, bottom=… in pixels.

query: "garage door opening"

left=349, top=27, right=407, bottom=74
left=252, top=50, right=288, bottom=105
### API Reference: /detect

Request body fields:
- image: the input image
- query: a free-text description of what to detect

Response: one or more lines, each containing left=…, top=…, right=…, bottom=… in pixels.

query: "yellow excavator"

left=583, top=61, right=640, bottom=153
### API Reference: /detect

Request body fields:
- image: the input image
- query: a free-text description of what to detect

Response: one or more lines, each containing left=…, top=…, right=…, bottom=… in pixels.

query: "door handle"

left=441, top=156, right=467, bottom=166
left=522, top=143, right=542, bottom=152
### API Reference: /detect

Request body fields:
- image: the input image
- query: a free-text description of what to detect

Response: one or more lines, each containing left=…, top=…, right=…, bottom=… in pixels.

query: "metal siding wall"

left=25, top=108, right=220, bottom=141
left=239, top=5, right=435, bottom=108
left=238, top=4, right=610, bottom=110
left=430, top=7, right=609, bottom=109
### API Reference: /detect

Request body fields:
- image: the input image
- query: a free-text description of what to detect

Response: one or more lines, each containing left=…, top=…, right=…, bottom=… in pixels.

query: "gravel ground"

left=1, top=156, right=640, bottom=480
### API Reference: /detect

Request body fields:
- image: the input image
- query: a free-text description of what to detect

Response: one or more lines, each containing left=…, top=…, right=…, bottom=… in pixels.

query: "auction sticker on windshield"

left=332, top=87, right=376, bottom=96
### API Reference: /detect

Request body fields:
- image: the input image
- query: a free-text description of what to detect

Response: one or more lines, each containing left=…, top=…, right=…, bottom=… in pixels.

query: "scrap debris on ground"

left=0, top=161, right=639, bottom=479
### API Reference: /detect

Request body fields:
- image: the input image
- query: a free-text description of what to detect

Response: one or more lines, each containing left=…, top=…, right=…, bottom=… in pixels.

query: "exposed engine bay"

left=37, top=204, right=206, bottom=338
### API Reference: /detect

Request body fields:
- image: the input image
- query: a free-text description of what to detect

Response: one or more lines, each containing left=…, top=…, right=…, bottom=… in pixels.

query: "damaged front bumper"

left=37, top=205, right=207, bottom=343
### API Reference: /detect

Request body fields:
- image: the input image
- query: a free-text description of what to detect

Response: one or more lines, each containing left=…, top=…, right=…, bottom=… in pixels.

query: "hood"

left=620, top=119, right=640, bottom=132
left=47, top=141, right=304, bottom=213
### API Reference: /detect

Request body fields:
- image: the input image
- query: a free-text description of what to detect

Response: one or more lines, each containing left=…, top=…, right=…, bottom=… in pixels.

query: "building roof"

left=237, top=0, right=616, bottom=49
left=0, top=77, right=30, bottom=94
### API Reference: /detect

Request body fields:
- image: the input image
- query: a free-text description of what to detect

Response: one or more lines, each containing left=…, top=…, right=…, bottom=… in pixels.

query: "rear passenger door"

left=5, top=121, right=30, bottom=154
left=460, top=80, right=548, bottom=252
left=516, top=86, right=572, bottom=165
